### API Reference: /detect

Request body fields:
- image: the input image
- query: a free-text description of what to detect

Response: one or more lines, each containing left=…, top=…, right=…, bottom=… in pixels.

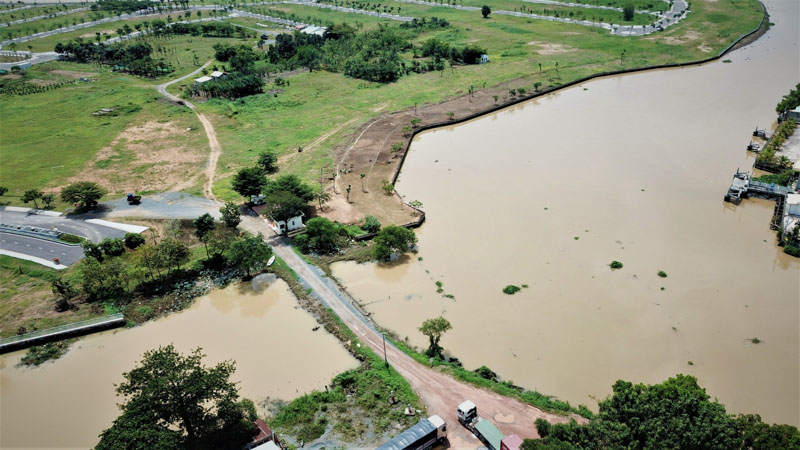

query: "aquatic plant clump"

left=609, top=261, right=623, bottom=270
left=503, top=285, right=521, bottom=295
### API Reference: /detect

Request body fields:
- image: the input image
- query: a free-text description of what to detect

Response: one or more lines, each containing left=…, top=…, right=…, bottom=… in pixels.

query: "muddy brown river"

left=333, top=0, right=800, bottom=427
left=0, top=278, right=356, bottom=449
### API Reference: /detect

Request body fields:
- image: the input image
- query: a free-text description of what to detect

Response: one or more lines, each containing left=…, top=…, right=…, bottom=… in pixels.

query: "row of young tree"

left=776, top=82, right=800, bottom=115
left=54, top=40, right=173, bottom=77
left=17, top=181, right=106, bottom=211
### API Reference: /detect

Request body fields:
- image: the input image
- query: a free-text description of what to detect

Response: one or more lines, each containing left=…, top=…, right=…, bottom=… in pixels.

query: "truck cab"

left=457, top=400, right=478, bottom=425
left=428, top=414, right=447, bottom=441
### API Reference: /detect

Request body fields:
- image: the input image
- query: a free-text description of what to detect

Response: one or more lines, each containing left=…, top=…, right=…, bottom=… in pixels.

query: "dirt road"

left=241, top=216, right=580, bottom=447
left=155, top=62, right=221, bottom=201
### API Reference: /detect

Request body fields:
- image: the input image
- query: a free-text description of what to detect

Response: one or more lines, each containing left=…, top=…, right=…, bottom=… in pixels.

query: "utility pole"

left=383, top=334, right=389, bottom=368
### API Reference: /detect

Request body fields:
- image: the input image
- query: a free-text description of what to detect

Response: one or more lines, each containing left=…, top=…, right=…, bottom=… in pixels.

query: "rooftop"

left=195, top=76, right=212, bottom=83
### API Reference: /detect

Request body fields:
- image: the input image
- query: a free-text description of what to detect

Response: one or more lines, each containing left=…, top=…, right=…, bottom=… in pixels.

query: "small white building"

left=300, top=25, right=327, bottom=36
left=269, top=213, right=305, bottom=235
left=783, top=194, right=800, bottom=237
left=479, top=54, right=490, bottom=64
left=194, top=75, right=212, bottom=85
left=786, top=106, right=800, bottom=121
left=209, top=70, right=227, bottom=80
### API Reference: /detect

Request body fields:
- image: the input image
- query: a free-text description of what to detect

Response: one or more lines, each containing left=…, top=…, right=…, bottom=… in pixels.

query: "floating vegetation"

left=658, top=271, right=668, bottom=278
left=503, top=285, right=521, bottom=295
left=609, top=261, right=623, bottom=270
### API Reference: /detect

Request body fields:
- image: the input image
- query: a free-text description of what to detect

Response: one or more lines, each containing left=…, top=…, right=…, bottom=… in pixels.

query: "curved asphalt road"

left=0, top=231, right=84, bottom=266
left=0, top=209, right=126, bottom=243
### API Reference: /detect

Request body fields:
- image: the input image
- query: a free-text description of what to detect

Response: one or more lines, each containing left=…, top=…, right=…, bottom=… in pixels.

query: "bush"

left=124, top=232, right=145, bottom=249
left=658, top=270, right=667, bottom=278
left=503, top=285, right=521, bottom=295
left=783, top=245, right=800, bottom=257
left=610, top=260, right=623, bottom=269
left=475, top=365, right=498, bottom=381
left=20, top=341, right=71, bottom=366
left=362, top=216, right=381, bottom=233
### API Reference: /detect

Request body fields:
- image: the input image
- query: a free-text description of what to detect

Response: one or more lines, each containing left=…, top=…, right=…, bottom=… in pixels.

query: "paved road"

left=240, top=216, right=581, bottom=445
left=0, top=231, right=84, bottom=266
left=99, top=192, right=221, bottom=219
left=0, top=51, right=58, bottom=70
left=0, top=208, right=126, bottom=242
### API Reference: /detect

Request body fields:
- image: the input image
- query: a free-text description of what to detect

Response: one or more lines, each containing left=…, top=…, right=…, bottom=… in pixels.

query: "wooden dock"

left=0, top=313, right=125, bottom=354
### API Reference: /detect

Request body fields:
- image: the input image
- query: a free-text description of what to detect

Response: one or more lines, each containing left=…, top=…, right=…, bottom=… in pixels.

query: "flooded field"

left=333, top=0, right=800, bottom=426
left=0, top=277, right=357, bottom=449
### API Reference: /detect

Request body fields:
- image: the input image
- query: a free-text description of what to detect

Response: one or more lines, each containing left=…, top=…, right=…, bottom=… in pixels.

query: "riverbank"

left=330, top=0, right=769, bottom=226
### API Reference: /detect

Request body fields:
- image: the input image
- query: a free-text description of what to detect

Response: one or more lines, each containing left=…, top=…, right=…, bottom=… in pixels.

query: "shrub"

left=657, top=271, right=667, bottom=278
left=135, top=305, right=154, bottom=320
left=124, top=232, right=145, bottom=249
left=362, top=216, right=381, bottom=233
left=610, top=261, right=623, bottom=269
left=59, top=233, right=83, bottom=244
left=503, top=285, right=521, bottom=295
left=475, top=365, right=498, bottom=381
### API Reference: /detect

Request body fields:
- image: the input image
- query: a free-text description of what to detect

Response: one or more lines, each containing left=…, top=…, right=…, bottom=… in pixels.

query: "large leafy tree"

left=231, top=167, right=267, bottom=200
left=525, top=375, right=800, bottom=450
left=60, top=181, right=106, bottom=210
left=262, top=190, right=307, bottom=222
left=22, top=188, right=43, bottom=209
left=418, top=316, right=452, bottom=358
left=193, top=213, right=216, bottom=258
left=226, top=234, right=272, bottom=277
left=296, top=217, right=340, bottom=254
left=220, top=201, right=242, bottom=228
left=374, top=225, right=416, bottom=261
left=264, top=174, right=315, bottom=203
left=96, top=345, right=257, bottom=450
left=256, top=150, right=278, bottom=173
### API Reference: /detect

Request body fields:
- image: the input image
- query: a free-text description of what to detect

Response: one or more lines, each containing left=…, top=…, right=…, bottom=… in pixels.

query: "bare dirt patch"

left=26, top=79, right=58, bottom=87
left=0, top=73, right=22, bottom=79
left=79, top=30, right=112, bottom=39
left=50, top=69, right=97, bottom=78
left=697, top=44, right=713, bottom=52
left=67, top=121, right=205, bottom=194
left=527, top=41, right=575, bottom=55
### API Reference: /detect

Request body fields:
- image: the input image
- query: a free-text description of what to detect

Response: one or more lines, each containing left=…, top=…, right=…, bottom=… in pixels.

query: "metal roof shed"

left=475, top=419, right=504, bottom=450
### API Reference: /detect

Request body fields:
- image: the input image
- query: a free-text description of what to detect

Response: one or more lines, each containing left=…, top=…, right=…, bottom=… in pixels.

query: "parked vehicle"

left=377, top=415, right=447, bottom=450
left=126, top=193, right=141, bottom=205
left=457, top=400, right=504, bottom=450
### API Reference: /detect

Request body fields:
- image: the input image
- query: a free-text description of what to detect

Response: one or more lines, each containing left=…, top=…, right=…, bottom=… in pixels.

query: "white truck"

left=458, top=400, right=505, bottom=450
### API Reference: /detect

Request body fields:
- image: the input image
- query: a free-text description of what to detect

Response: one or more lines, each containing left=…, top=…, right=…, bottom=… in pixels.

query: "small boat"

left=267, top=255, right=275, bottom=267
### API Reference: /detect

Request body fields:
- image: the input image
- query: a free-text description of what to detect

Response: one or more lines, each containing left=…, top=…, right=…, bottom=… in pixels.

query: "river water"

left=0, top=278, right=357, bottom=449
left=332, top=0, right=800, bottom=426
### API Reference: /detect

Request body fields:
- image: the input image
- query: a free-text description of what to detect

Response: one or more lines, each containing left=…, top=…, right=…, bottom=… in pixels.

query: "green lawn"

left=201, top=0, right=761, bottom=199
left=1, top=10, right=112, bottom=42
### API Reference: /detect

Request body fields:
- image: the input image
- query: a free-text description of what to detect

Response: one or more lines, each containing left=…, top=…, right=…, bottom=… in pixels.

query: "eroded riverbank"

left=0, top=277, right=357, bottom=449
left=332, top=0, right=800, bottom=427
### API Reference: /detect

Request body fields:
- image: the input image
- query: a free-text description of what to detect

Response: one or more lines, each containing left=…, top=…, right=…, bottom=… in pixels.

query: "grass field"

left=0, top=0, right=762, bottom=204
left=0, top=9, right=110, bottom=41
left=201, top=0, right=762, bottom=200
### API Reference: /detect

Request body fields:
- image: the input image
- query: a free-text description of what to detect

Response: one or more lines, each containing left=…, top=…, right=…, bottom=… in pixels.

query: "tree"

left=51, top=277, right=78, bottom=312
left=360, top=173, right=366, bottom=192
left=523, top=374, right=800, bottom=450
left=296, top=217, right=340, bottom=254
left=346, top=184, right=352, bottom=203
left=220, top=202, right=242, bottom=228
left=206, top=226, right=236, bottom=257
left=96, top=345, right=257, bottom=450
left=362, top=216, right=381, bottom=233
left=193, top=213, right=216, bottom=258
left=60, top=181, right=106, bottom=209
left=623, top=4, right=634, bottom=21
left=156, top=239, right=190, bottom=275
left=481, top=4, right=491, bottom=17
left=231, top=167, right=267, bottom=200
left=0, top=186, right=7, bottom=197
left=226, top=234, right=272, bottom=277
left=125, top=233, right=146, bottom=249
left=82, top=240, right=105, bottom=261
left=374, top=225, right=416, bottom=261
left=80, top=257, right=126, bottom=301
left=100, top=237, right=126, bottom=257
left=419, top=316, right=452, bottom=358
left=263, top=174, right=315, bottom=202
left=297, top=44, right=320, bottom=72
left=256, top=150, right=278, bottom=173
left=41, top=193, right=55, bottom=209
left=315, top=191, right=331, bottom=211
left=22, top=189, right=43, bottom=209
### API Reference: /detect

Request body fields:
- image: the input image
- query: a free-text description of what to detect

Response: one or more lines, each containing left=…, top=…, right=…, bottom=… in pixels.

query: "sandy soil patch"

left=50, top=69, right=97, bottom=78
left=68, top=121, right=205, bottom=194
left=697, top=44, right=713, bottom=52
left=0, top=73, right=22, bottom=79
left=528, top=41, right=575, bottom=55
left=79, top=30, right=112, bottom=39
